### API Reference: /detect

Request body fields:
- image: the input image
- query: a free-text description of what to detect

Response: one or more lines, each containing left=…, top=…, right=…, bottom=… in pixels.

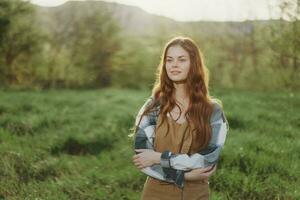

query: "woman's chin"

left=171, top=78, right=187, bottom=84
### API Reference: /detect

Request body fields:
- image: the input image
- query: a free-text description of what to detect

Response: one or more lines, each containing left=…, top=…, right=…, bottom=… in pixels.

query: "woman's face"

left=165, top=45, right=191, bottom=82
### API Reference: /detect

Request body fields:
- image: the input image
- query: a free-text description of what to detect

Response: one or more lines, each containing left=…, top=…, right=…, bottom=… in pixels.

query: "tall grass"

left=0, top=88, right=299, bottom=199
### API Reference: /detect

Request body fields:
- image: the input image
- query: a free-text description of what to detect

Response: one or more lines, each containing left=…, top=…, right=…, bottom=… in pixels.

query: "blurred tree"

left=41, top=2, right=122, bottom=88
left=0, top=0, right=44, bottom=87
left=110, top=36, right=158, bottom=89
left=77, top=10, right=122, bottom=88
left=266, top=0, right=300, bottom=88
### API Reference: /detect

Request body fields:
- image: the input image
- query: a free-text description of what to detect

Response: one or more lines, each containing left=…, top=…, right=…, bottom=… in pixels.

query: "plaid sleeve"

left=161, top=103, right=229, bottom=171
left=133, top=97, right=186, bottom=188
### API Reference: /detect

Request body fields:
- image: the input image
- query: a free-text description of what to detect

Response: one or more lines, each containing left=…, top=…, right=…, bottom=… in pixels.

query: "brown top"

left=154, top=112, right=202, bottom=155
left=140, top=113, right=209, bottom=200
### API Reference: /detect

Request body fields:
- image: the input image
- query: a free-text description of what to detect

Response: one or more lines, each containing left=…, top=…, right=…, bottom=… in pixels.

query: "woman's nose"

left=172, top=60, right=179, bottom=67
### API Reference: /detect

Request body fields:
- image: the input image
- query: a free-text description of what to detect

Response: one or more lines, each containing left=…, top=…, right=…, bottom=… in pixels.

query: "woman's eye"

left=180, top=59, right=186, bottom=62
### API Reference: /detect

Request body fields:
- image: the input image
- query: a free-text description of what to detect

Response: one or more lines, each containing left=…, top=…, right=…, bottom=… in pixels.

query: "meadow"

left=0, top=88, right=299, bottom=200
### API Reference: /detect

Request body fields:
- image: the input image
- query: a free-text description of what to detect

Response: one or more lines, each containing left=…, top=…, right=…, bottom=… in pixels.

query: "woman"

left=132, top=36, right=228, bottom=200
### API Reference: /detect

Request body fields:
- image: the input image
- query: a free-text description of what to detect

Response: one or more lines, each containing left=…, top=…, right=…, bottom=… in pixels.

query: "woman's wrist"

left=155, top=152, right=162, bottom=164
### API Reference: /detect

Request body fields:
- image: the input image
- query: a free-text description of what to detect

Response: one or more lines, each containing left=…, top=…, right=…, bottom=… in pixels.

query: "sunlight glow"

left=30, top=0, right=298, bottom=21
left=30, top=0, right=69, bottom=7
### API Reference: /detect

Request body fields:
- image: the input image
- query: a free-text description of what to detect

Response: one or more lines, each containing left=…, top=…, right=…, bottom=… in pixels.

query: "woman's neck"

left=173, top=83, right=189, bottom=102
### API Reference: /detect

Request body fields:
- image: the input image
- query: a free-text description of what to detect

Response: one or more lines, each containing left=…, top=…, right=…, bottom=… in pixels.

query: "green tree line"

left=0, top=0, right=299, bottom=90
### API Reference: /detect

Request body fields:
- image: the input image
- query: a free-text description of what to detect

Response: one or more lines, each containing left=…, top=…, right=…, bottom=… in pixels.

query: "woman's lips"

left=171, top=71, right=181, bottom=75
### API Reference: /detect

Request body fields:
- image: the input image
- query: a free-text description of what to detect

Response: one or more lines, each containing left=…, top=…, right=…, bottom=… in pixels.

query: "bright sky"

left=30, top=0, right=297, bottom=22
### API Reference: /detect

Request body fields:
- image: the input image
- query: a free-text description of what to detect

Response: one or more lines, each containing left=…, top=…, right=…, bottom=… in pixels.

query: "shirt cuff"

left=160, top=150, right=172, bottom=168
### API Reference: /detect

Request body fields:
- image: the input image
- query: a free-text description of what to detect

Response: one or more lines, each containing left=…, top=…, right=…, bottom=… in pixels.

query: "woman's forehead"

left=166, top=45, right=189, bottom=57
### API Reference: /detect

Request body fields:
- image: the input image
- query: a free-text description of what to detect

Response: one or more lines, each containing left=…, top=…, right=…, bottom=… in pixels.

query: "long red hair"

left=136, top=36, right=218, bottom=150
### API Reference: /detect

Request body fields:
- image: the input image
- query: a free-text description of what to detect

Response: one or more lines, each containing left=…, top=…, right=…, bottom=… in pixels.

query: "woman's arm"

left=184, top=165, right=216, bottom=181
left=133, top=100, right=226, bottom=170
left=133, top=97, right=182, bottom=185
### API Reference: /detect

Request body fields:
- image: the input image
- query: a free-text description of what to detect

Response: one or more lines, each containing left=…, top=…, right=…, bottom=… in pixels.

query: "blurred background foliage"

left=0, top=0, right=299, bottom=91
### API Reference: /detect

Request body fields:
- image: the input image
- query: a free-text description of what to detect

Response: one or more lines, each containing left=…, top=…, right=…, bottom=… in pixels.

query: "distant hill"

left=34, top=1, right=179, bottom=36
left=33, top=0, right=279, bottom=38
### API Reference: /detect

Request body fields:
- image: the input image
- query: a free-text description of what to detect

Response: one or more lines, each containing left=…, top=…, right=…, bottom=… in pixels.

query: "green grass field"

left=0, top=88, right=299, bottom=200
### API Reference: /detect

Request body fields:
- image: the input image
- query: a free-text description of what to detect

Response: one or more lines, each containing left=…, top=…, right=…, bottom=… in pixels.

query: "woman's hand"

left=132, top=149, right=162, bottom=169
left=184, top=165, right=217, bottom=181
